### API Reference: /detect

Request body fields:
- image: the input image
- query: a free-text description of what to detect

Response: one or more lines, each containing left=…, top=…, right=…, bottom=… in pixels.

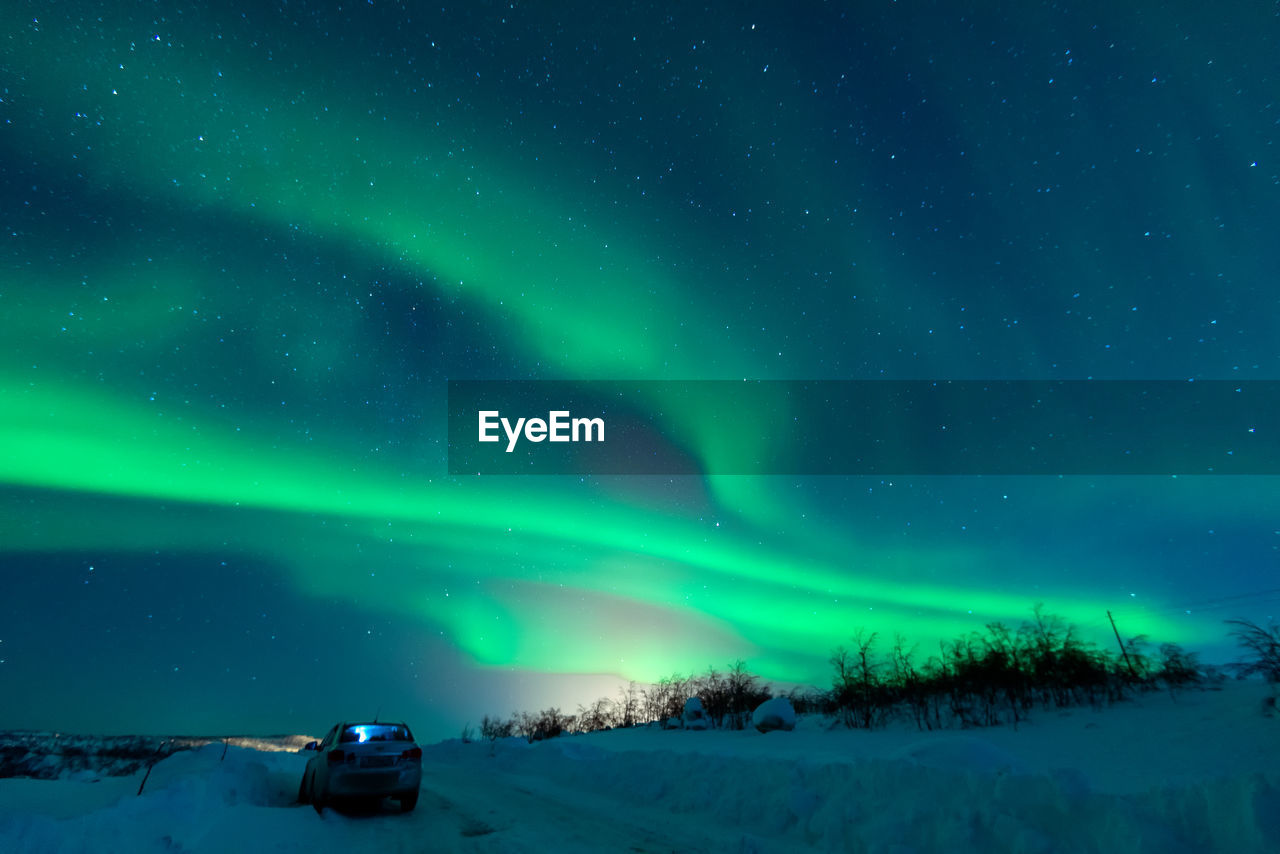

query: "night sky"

left=2, top=1, right=1278, bottom=741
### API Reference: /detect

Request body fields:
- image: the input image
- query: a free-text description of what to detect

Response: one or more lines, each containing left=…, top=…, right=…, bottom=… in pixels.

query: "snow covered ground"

left=1, top=681, right=1277, bottom=853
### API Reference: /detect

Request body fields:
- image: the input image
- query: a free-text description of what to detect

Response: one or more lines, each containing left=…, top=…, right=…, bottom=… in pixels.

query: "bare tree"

left=1226, top=619, right=1280, bottom=684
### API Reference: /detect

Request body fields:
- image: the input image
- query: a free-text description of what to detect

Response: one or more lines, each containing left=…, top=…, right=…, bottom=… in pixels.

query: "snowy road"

left=410, top=761, right=738, bottom=853
left=283, top=752, right=770, bottom=853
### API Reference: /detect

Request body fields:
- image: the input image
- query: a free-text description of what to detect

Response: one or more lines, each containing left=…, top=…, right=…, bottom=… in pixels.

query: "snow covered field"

left=2, top=681, right=1277, bottom=853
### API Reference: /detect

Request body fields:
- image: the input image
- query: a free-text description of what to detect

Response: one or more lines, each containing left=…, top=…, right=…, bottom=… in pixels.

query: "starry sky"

left=2, top=1, right=1278, bottom=741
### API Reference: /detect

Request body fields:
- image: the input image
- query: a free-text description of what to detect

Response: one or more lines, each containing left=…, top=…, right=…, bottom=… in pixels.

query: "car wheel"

left=399, top=791, right=419, bottom=813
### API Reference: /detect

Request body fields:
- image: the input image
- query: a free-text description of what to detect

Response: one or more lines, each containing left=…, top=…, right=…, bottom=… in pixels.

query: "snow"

left=751, top=697, right=797, bottom=733
left=682, top=696, right=710, bottom=730
left=1, top=681, right=1277, bottom=853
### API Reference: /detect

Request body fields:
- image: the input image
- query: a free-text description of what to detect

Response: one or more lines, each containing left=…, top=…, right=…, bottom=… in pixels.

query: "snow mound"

left=752, top=698, right=796, bottom=733
left=683, top=697, right=710, bottom=730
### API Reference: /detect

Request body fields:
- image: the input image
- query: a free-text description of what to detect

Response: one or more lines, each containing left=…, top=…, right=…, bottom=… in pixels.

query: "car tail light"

left=401, top=747, right=422, bottom=760
left=327, top=749, right=346, bottom=764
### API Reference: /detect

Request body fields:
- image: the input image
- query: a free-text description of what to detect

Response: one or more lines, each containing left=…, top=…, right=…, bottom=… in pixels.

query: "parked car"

left=298, top=721, right=422, bottom=813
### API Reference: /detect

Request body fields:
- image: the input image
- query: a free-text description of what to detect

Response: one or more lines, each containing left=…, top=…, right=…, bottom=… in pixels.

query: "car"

left=298, top=721, right=422, bottom=813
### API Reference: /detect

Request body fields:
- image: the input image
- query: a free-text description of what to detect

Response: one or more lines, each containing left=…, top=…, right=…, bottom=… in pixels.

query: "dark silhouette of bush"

left=514, top=708, right=572, bottom=742
left=1156, top=643, right=1202, bottom=692
left=830, top=632, right=888, bottom=729
left=476, top=604, right=1243, bottom=742
left=479, top=714, right=514, bottom=742
left=1226, top=619, right=1280, bottom=684
left=722, top=660, right=772, bottom=730
left=482, top=661, right=775, bottom=740
left=615, top=682, right=641, bottom=728
left=575, top=696, right=617, bottom=733
left=823, top=606, right=1187, bottom=732
left=641, top=674, right=690, bottom=724
left=697, top=667, right=730, bottom=725
left=478, top=711, right=571, bottom=743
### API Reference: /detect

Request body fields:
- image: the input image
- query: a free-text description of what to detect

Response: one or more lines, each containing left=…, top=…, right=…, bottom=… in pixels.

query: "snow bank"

left=1, top=682, right=1277, bottom=852
left=456, top=732, right=1279, bottom=852
left=0, top=744, right=322, bottom=854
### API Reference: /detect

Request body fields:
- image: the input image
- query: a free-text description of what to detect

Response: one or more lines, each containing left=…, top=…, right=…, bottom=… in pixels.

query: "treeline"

left=825, top=607, right=1200, bottom=732
left=471, top=611, right=1280, bottom=742
left=475, top=660, right=782, bottom=743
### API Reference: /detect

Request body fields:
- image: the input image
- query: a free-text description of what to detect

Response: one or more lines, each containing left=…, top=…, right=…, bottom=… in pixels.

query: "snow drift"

left=1, top=681, right=1277, bottom=853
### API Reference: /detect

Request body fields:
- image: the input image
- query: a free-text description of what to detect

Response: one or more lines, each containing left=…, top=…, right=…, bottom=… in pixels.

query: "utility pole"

left=1108, top=610, right=1137, bottom=679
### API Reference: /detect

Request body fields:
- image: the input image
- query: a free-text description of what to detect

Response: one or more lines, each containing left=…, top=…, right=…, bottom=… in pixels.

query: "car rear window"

left=340, top=723, right=413, bottom=743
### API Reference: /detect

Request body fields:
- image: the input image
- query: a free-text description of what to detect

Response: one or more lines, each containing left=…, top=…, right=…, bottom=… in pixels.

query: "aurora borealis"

left=2, top=1, right=1278, bottom=740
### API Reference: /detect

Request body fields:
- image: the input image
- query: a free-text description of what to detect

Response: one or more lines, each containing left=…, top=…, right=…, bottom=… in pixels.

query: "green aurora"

left=2, top=1, right=1278, bottom=736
